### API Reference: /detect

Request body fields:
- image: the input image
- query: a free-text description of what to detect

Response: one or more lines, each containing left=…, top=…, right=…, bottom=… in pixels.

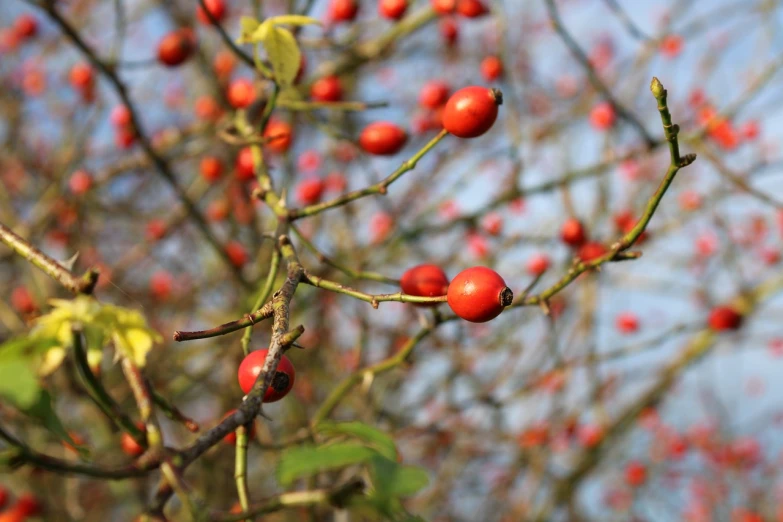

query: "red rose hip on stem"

left=447, top=266, right=513, bottom=322
left=263, top=119, right=293, bottom=153
left=157, top=29, right=195, bottom=67
left=200, top=156, right=223, bottom=183
left=380, top=0, right=408, bottom=19
left=708, top=305, right=743, bottom=331
left=227, top=78, right=256, bottom=109
left=310, top=75, right=343, bottom=102
left=197, top=0, right=227, bottom=24
left=442, top=86, right=502, bottom=138
left=457, top=0, right=489, bottom=18
left=359, top=122, right=408, bottom=156
left=400, top=264, right=449, bottom=305
left=328, top=0, right=359, bottom=22
left=296, top=177, right=325, bottom=204
left=560, top=217, right=586, bottom=247
left=237, top=348, right=296, bottom=402
left=419, top=80, right=450, bottom=109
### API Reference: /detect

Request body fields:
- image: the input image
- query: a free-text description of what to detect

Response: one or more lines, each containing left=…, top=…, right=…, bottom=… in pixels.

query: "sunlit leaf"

left=317, top=421, right=398, bottom=460
left=0, top=357, right=40, bottom=409
left=277, top=443, right=378, bottom=486
left=263, top=27, right=300, bottom=87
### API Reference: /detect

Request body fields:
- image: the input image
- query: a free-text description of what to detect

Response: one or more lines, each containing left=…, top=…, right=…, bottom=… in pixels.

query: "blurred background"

left=1, top=0, right=783, bottom=521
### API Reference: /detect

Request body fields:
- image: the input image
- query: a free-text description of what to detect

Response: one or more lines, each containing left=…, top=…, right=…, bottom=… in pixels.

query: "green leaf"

left=369, top=456, right=429, bottom=498
left=0, top=336, right=59, bottom=360
left=263, top=27, right=300, bottom=87
left=317, top=421, right=398, bottom=461
left=277, top=443, right=378, bottom=486
left=0, top=357, right=40, bottom=409
left=26, top=391, right=84, bottom=457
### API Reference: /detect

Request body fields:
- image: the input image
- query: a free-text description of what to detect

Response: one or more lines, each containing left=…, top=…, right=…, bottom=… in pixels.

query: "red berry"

left=110, top=105, right=132, bottom=128
left=589, top=101, right=615, bottom=130
left=624, top=461, right=647, bottom=487
left=708, top=305, right=743, bottom=331
left=120, top=425, right=146, bottom=457
left=296, top=177, right=325, bottom=204
left=560, top=218, right=586, bottom=247
left=237, top=349, right=296, bottom=401
left=196, top=0, right=227, bottom=24
left=359, top=121, right=408, bottom=156
left=297, top=150, right=322, bottom=172
left=480, top=55, right=503, bottom=82
left=145, top=219, right=167, bottom=241
left=226, top=241, right=249, bottom=267
left=325, top=171, right=347, bottom=192
left=69, top=62, right=94, bottom=90
left=14, top=14, right=38, bottom=40
left=400, top=264, right=449, bottom=305
left=227, top=78, right=256, bottom=109
left=328, top=0, right=359, bottom=23
left=380, top=0, right=408, bottom=20
left=431, top=0, right=456, bottom=14
left=0, top=487, right=7, bottom=511
left=213, top=50, right=236, bottom=81
left=419, top=81, right=450, bottom=109
left=481, top=212, right=503, bottom=236
left=526, top=253, right=550, bottom=276
left=207, top=199, right=230, bottom=222
left=577, top=423, right=603, bottom=447
left=235, top=147, right=255, bottom=181
left=310, top=75, right=343, bottom=102
left=577, top=241, right=607, bottom=263
left=200, top=156, right=224, bottom=183
left=195, top=95, right=222, bottom=121
left=456, top=0, right=488, bottom=18
left=13, top=494, right=42, bottom=518
left=221, top=409, right=256, bottom=445
left=263, top=119, right=293, bottom=153
left=157, top=29, right=195, bottom=67
left=69, top=169, right=92, bottom=195
left=11, top=286, right=36, bottom=315
left=615, top=312, right=639, bottom=334
left=447, top=266, right=512, bottom=323
left=660, top=34, right=683, bottom=58
left=442, top=86, right=502, bottom=138
left=440, top=18, right=459, bottom=46
left=150, top=271, right=173, bottom=301
left=370, top=211, right=395, bottom=243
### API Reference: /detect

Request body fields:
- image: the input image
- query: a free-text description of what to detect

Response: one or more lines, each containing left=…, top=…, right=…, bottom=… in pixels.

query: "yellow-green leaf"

left=263, top=27, right=300, bottom=87
left=237, top=16, right=261, bottom=43
left=38, top=347, right=67, bottom=377
left=264, top=15, right=321, bottom=27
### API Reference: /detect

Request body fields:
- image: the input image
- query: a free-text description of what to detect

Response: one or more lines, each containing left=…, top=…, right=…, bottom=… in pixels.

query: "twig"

left=0, top=222, right=99, bottom=295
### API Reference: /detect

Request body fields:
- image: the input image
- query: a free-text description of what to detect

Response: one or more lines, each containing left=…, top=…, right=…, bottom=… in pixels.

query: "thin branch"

left=544, top=0, right=656, bottom=147
left=0, top=222, right=99, bottom=295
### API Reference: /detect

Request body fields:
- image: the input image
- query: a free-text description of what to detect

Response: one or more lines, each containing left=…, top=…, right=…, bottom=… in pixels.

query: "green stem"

left=71, top=329, right=145, bottom=444
left=234, top=427, right=251, bottom=522
left=311, top=328, right=432, bottom=427
left=290, top=129, right=449, bottom=220
left=240, top=249, right=281, bottom=355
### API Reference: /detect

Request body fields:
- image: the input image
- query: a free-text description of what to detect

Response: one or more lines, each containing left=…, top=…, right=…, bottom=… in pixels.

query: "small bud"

left=650, top=77, right=665, bottom=98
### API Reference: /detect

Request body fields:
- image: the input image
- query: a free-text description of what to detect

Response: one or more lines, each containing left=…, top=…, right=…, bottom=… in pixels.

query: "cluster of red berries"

left=401, top=264, right=513, bottom=323
left=560, top=217, right=608, bottom=263
left=0, top=487, right=41, bottom=522
left=110, top=104, right=137, bottom=149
